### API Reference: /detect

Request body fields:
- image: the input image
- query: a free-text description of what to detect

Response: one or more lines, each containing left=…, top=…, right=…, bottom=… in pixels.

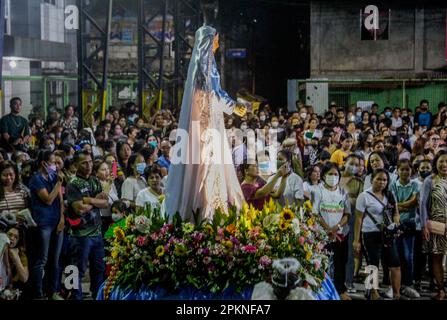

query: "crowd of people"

left=0, top=95, right=447, bottom=300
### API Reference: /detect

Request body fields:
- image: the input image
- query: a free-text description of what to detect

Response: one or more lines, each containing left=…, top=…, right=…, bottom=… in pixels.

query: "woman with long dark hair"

left=363, top=152, right=398, bottom=191
left=354, top=169, right=402, bottom=300
left=0, top=161, right=30, bottom=216
left=93, top=159, right=119, bottom=233
left=303, top=164, right=321, bottom=199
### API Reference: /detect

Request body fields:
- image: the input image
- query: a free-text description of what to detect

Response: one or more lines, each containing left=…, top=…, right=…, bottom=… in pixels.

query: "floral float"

left=99, top=199, right=338, bottom=300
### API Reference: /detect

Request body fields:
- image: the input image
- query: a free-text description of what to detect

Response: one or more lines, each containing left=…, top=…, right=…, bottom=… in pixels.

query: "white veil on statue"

left=165, top=25, right=245, bottom=222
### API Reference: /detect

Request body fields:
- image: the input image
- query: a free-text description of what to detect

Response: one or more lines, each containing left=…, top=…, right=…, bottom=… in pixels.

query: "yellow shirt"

left=330, top=149, right=349, bottom=167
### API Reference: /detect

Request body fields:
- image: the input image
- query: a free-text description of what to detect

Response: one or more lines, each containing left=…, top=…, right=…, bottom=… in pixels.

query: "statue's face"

left=212, top=34, right=219, bottom=53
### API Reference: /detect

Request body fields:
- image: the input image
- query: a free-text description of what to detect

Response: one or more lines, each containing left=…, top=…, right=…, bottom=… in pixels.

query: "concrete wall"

left=10, top=0, right=41, bottom=39
left=2, top=60, right=32, bottom=117
left=310, top=2, right=447, bottom=78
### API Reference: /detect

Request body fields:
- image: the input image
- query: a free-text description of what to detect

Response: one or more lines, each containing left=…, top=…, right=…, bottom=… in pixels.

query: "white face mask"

left=260, top=115, right=266, bottom=122
left=271, top=121, right=279, bottom=128
left=241, top=124, right=248, bottom=131
left=300, top=113, right=307, bottom=120
left=112, top=213, right=123, bottom=222
left=325, top=175, right=339, bottom=187
left=345, top=164, right=359, bottom=176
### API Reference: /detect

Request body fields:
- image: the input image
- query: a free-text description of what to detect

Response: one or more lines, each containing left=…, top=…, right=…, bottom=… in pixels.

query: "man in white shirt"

left=391, top=108, right=403, bottom=129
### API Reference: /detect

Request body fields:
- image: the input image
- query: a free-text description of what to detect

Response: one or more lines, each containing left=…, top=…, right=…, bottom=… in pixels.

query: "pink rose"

left=299, top=237, right=305, bottom=245
left=150, top=232, right=159, bottom=241
left=136, top=236, right=146, bottom=247
left=242, top=245, right=257, bottom=253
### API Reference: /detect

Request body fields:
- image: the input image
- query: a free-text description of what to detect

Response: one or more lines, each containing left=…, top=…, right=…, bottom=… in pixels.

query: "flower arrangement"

left=103, top=199, right=329, bottom=299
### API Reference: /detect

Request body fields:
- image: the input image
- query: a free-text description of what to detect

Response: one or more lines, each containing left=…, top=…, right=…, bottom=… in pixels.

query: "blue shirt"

left=29, top=172, right=61, bottom=228
left=416, top=112, right=432, bottom=128
left=390, top=179, right=419, bottom=224
left=156, top=155, right=171, bottom=171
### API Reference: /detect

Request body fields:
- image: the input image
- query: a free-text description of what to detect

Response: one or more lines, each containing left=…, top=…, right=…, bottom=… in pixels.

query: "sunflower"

left=182, top=223, right=195, bottom=234
left=174, top=244, right=187, bottom=256
left=304, top=200, right=313, bottom=212
left=113, top=227, right=125, bottom=241
left=307, top=218, right=315, bottom=227
left=280, top=208, right=295, bottom=222
left=155, top=245, right=165, bottom=257
left=223, top=240, right=234, bottom=250
left=205, top=224, right=214, bottom=235
left=279, top=221, right=290, bottom=231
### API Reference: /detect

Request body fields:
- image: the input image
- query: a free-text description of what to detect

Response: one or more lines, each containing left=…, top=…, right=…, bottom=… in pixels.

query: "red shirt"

left=241, top=178, right=270, bottom=210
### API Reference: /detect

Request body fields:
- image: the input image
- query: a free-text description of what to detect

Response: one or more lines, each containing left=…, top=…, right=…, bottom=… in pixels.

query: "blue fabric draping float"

left=96, top=276, right=339, bottom=300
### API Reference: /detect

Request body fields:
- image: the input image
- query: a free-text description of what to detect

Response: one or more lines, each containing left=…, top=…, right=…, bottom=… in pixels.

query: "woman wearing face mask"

left=147, top=135, right=159, bottom=151
left=311, top=162, right=352, bottom=300
left=121, top=153, right=147, bottom=206
left=339, top=154, right=364, bottom=292
left=28, top=150, right=65, bottom=300
left=355, top=108, right=363, bottom=124
left=93, top=160, right=119, bottom=234
left=267, top=150, right=304, bottom=207
left=112, top=124, right=124, bottom=141
left=270, top=116, right=286, bottom=142
left=41, top=137, right=56, bottom=152
left=354, top=169, right=402, bottom=300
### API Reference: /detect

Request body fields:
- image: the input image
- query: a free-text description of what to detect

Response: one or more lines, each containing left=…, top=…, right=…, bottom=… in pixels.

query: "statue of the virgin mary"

left=165, top=25, right=247, bottom=222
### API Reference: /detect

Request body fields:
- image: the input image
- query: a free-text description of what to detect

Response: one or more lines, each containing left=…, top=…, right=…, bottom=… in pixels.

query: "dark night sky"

left=219, top=0, right=310, bottom=109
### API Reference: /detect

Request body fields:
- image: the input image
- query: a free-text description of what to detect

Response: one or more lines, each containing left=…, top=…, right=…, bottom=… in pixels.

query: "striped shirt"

left=0, top=185, right=30, bottom=215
